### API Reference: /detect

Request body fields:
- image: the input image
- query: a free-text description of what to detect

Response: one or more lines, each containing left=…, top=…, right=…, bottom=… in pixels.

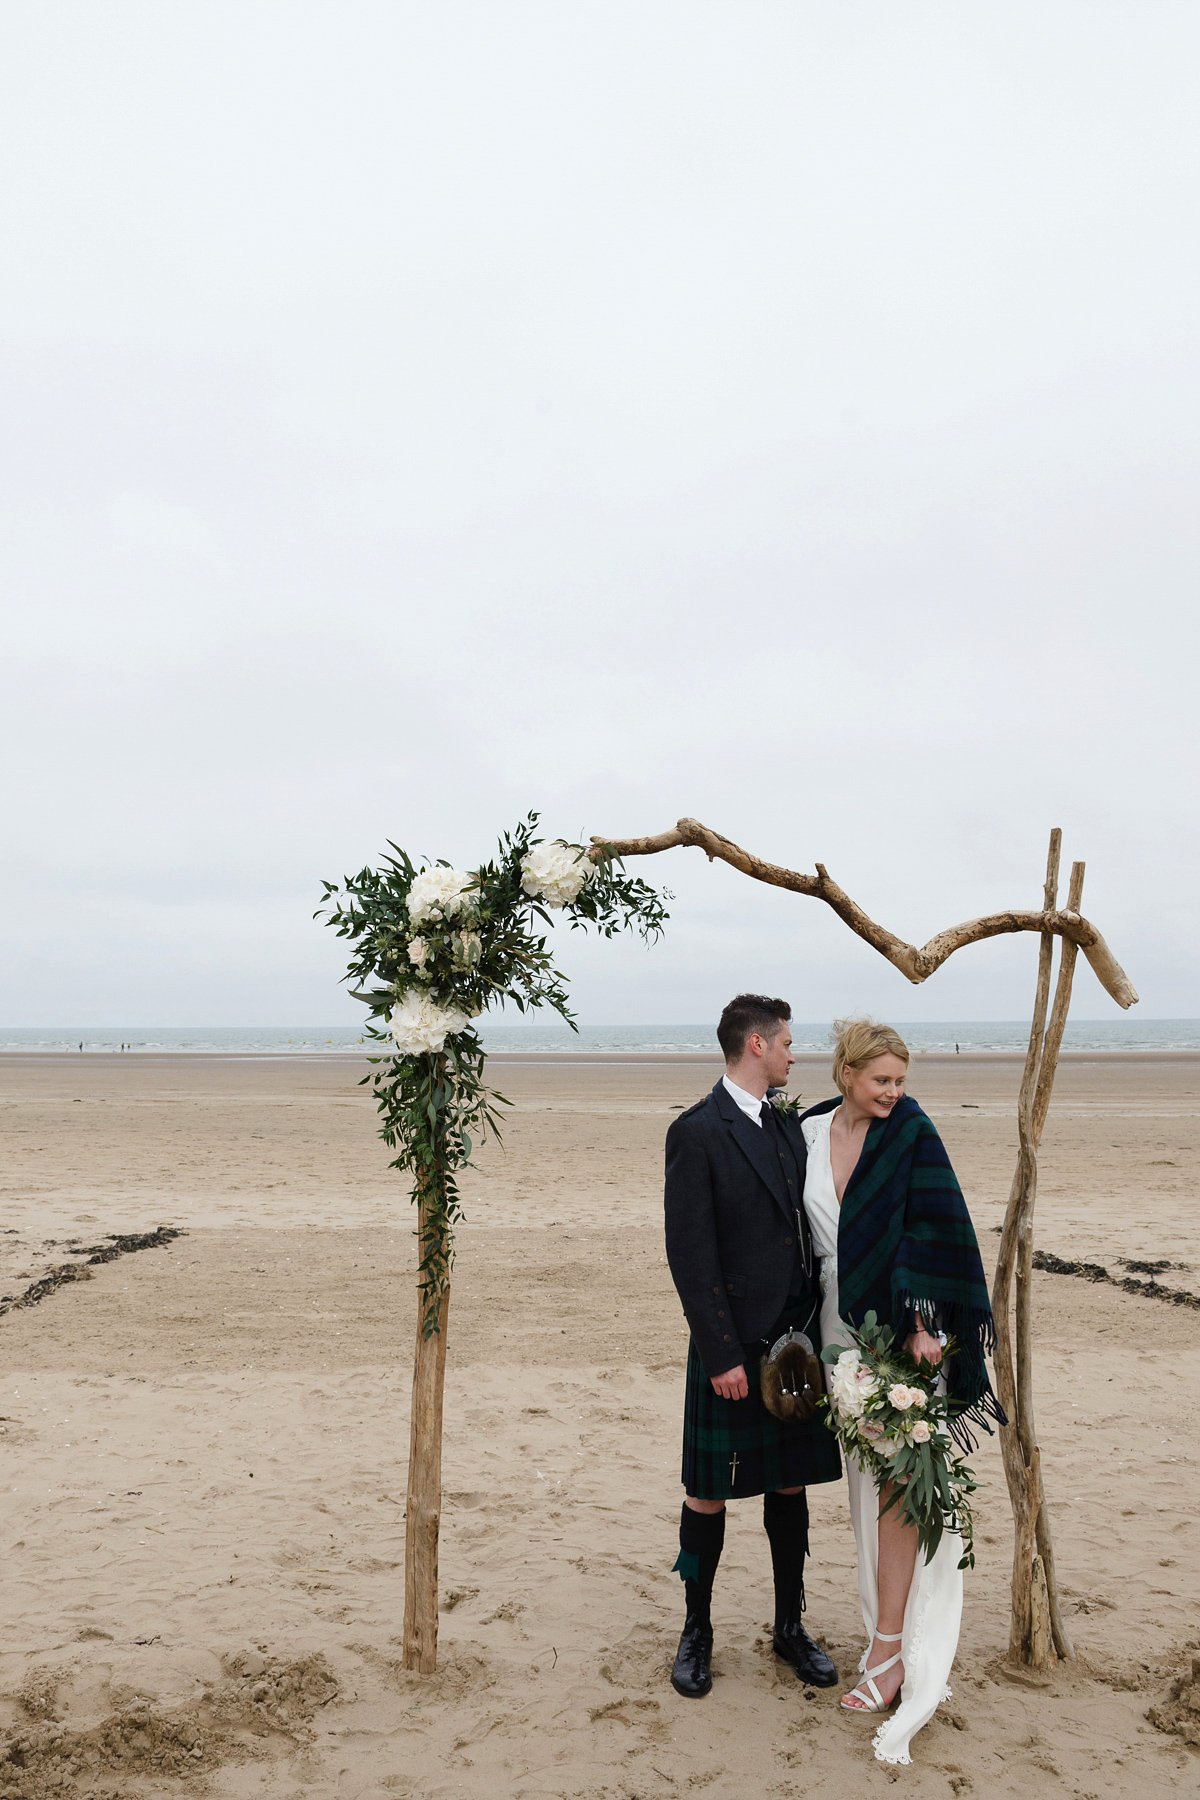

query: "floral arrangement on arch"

left=822, top=1312, right=979, bottom=1569
left=319, top=815, right=668, bottom=1330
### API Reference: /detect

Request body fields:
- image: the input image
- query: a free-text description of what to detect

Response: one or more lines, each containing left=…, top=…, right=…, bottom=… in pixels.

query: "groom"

left=663, top=994, right=840, bottom=1698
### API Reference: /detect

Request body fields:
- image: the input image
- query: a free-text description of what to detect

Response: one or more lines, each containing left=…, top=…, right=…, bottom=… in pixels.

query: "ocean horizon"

left=2, top=1020, right=1198, bottom=1055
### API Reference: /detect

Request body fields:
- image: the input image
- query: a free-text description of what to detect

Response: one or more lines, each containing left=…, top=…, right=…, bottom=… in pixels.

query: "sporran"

left=760, top=1325, right=823, bottom=1423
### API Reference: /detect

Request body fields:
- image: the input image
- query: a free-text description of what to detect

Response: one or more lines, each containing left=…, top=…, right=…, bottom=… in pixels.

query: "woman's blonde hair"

left=831, top=1017, right=910, bottom=1096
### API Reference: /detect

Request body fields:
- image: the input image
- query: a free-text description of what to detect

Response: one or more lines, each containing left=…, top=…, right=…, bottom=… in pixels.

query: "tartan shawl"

left=802, top=1093, right=1004, bottom=1444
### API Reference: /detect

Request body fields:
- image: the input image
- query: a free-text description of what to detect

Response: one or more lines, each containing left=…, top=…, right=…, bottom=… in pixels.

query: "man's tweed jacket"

left=664, top=1079, right=818, bottom=1379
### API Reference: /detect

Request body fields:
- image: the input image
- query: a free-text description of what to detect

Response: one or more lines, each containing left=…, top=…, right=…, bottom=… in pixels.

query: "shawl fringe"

left=947, top=1391, right=1008, bottom=1455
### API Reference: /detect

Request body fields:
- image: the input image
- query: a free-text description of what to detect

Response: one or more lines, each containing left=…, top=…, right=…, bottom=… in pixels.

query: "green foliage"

left=821, top=1310, right=979, bottom=1570
left=319, top=814, right=667, bottom=1332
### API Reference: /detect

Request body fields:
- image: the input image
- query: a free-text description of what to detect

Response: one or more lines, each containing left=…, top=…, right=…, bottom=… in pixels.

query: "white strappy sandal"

left=839, top=1630, right=903, bottom=1713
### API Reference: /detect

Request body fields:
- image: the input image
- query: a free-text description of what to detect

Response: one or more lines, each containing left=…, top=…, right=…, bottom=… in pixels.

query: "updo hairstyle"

left=831, top=1017, right=910, bottom=1097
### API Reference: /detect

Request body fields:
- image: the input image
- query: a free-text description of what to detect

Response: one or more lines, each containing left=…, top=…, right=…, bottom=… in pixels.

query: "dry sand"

left=1, top=1050, right=1199, bottom=1798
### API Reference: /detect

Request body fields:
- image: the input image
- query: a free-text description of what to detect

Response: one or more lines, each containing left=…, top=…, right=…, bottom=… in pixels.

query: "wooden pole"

left=402, top=1182, right=450, bottom=1672
left=992, top=830, right=1058, bottom=1665
left=991, top=840, right=1084, bottom=1666
left=1024, top=860, right=1085, bottom=1662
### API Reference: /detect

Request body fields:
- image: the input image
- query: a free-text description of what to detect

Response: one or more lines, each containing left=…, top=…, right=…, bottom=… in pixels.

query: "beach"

left=1, top=1049, right=1198, bottom=1797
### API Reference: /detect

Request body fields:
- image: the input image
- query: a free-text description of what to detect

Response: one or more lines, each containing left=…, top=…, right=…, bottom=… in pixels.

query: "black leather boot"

left=670, top=1504, right=724, bottom=1698
left=671, top=1610, right=714, bottom=1698
left=764, top=1490, right=838, bottom=1688
left=772, top=1613, right=838, bottom=1687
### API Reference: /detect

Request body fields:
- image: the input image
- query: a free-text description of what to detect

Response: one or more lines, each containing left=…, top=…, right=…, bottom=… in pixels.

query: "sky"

left=2, top=3, right=1197, bottom=1028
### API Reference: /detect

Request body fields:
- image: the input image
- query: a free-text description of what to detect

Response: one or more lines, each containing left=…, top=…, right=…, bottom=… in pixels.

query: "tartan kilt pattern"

left=681, top=1339, right=843, bottom=1500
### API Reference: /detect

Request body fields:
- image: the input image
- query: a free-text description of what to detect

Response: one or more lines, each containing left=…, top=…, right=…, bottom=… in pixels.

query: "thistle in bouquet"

left=820, top=1311, right=978, bottom=1571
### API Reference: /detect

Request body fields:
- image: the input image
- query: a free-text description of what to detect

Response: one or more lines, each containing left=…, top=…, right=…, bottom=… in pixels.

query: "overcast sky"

left=2, top=3, right=1196, bottom=1028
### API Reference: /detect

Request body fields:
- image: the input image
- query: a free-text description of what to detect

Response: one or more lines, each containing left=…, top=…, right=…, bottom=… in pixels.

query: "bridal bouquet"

left=821, top=1312, right=978, bottom=1570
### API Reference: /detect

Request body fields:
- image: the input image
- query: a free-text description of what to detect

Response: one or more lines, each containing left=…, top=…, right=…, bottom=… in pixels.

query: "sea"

left=2, top=1021, right=1198, bottom=1055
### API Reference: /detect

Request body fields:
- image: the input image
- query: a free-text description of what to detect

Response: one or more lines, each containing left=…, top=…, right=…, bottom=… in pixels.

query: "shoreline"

left=2, top=1047, right=1200, bottom=1066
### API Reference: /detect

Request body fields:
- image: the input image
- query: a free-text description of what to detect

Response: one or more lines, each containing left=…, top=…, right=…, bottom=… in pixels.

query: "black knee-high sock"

left=674, top=1504, right=725, bottom=1626
left=763, top=1489, right=809, bottom=1629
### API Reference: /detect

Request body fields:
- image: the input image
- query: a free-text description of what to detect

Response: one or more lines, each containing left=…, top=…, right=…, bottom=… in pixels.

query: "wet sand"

left=1, top=1052, right=1198, bottom=1797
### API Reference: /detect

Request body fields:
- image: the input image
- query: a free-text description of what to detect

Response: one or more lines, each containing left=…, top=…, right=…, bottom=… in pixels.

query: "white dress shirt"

left=722, top=1073, right=767, bottom=1126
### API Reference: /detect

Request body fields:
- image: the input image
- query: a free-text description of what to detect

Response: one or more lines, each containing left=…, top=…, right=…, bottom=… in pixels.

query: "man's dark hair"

left=717, top=993, right=792, bottom=1062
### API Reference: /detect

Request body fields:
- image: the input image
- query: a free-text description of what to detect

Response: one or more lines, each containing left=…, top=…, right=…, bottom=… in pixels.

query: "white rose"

left=909, top=1387, right=927, bottom=1409
left=407, top=937, right=428, bottom=967
left=385, top=992, right=471, bottom=1056
left=876, top=1436, right=901, bottom=1458
left=910, top=1420, right=932, bottom=1443
left=888, top=1383, right=916, bottom=1411
left=520, top=841, right=596, bottom=909
left=407, top=867, right=472, bottom=926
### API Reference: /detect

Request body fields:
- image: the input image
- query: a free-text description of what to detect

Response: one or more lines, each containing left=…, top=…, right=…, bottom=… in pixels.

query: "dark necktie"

left=762, top=1100, right=809, bottom=1290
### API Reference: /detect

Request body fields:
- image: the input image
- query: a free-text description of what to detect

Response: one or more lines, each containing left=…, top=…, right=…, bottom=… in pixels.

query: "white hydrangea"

left=829, top=1348, right=880, bottom=1420
left=385, top=992, right=471, bottom=1055
left=520, top=841, right=595, bottom=909
left=407, top=866, right=472, bottom=925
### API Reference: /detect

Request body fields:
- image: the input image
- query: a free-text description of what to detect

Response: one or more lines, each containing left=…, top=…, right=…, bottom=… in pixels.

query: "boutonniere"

left=769, top=1090, right=803, bottom=1121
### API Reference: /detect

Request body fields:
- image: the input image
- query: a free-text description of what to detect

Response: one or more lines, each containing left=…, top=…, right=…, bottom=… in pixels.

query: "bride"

left=799, top=1019, right=1001, bottom=1765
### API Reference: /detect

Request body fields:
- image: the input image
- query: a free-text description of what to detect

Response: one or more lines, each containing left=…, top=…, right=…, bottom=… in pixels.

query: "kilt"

left=681, top=1333, right=843, bottom=1501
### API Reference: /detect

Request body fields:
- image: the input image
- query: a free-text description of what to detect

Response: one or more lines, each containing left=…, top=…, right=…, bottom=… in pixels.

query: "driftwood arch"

left=592, top=818, right=1135, bottom=1007
left=589, top=818, right=1137, bottom=1671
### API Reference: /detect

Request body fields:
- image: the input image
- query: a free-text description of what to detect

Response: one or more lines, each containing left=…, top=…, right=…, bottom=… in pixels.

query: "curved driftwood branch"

left=591, top=817, right=1138, bottom=1009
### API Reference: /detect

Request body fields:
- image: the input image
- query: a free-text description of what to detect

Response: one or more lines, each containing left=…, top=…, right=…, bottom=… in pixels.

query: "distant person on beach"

left=663, top=994, right=841, bottom=1700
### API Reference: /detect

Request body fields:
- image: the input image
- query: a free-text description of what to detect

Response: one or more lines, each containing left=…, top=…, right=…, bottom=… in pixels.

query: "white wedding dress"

left=801, top=1107, right=964, bottom=1767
